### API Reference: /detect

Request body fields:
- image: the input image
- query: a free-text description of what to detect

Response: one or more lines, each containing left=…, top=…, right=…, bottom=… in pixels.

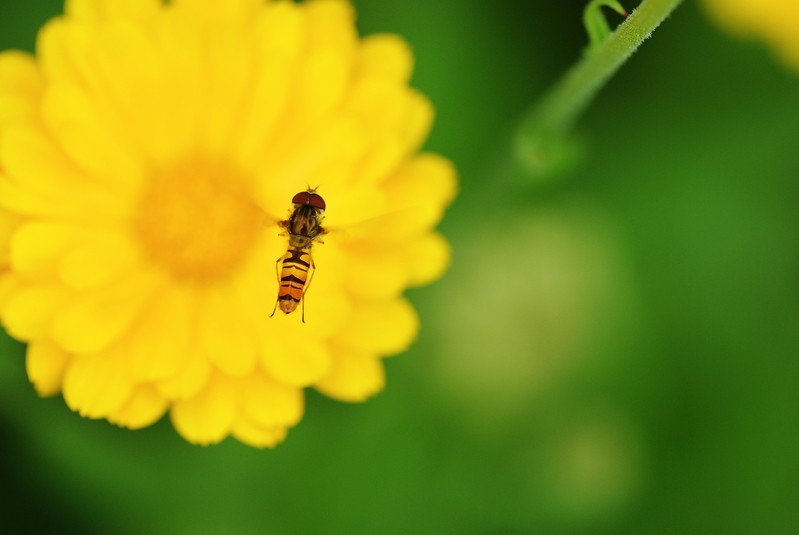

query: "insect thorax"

left=287, top=234, right=314, bottom=249
left=286, top=204, right=323, bottom=240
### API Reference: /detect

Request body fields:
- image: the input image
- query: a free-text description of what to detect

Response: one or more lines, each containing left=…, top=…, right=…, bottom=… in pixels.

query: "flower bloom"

left=0, top=0, right=455, bottom=447
left=702, top=0, right=799, bottom=72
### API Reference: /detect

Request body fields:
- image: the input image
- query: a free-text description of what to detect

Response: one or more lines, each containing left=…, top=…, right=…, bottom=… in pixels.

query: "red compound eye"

left=292, top=190, right=326, bottom=211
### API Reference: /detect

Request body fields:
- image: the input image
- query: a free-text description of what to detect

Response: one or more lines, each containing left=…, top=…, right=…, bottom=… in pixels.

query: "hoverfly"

left=270, top=187, right=327, bottom=322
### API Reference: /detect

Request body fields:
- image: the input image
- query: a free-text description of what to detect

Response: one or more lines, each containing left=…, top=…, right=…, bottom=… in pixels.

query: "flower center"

left=134, top=160, right=263, bottom=282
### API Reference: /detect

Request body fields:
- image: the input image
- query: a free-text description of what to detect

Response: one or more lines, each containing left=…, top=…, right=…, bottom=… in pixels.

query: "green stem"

left=514, top=0, right=684, bottom=177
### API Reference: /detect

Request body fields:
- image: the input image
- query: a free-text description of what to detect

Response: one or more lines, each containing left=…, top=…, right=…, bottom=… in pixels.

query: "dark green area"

left=2, top=1, right=798, bottom=534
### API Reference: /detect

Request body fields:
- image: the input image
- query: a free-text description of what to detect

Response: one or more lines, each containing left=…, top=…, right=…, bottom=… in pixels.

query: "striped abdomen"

left=276, top=247, right=312, bottom=314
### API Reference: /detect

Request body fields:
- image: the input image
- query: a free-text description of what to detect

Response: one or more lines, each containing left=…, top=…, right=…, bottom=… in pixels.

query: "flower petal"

left=26, top=340, right=70, bottom=396
left=65, top=0, right=161, bottom=23
left=241, top=372, right=304, bottom=428
left=1, top=122, right=130, bottom=219
left=0, top=208, right=15, bottom=266
left=41, top=83, right=145, bottom=193
left=233, top=2, right=304, bottom=163
left=59, top=233, right=141, bottom=290
left=232, top=418, right=288, bottom=449
left=405, top=232, right=452, bottom=287
left=305, top=0, right=357, bottom=55
left=63, top=351, right=134, bottom=418
left=51, top=270, right=162, bottom=354
left=0, top=175, right=88, bottom=217
left=377, top=153, right=457, bottom=240
left=156, top=351, right=212, bottom=401
left=259, top=322, right=333, bottom=387
left=358, top=34, right=413, bottom=84
left=122, top=286, right=195, bottom=382
left=402, top=90, right=435, bottom=155
left=0, top=51, right=42, bottom=129
left=277, top=0, right=356, bottom=136
left=341, top=243, right=409, bottom=300
left=335, top=298, right=419, bottom=356
left=0, top=51, right=41, bottom=97
left=170, top=373, right=239, bottom=445
left=108, top=385, right=169, bottom=429
left=198, top=286, right=258, bottom=377
left=315, top=349, right=385, bottom=402
left=2, top=283, right=68, bottom=341
left=170, top=0, right=263, bottom=25
left=10, top=221, right=140, bottom=288
left=10, top=221, right=84, bottom=278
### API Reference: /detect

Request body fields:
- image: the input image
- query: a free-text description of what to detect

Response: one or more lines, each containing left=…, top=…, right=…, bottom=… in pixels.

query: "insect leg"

left=301, top=255, right=316, bottom=323
left=269, top=254, right=284, bottom=318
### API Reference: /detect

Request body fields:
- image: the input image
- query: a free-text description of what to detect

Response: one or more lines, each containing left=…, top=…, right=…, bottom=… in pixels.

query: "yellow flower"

left=0, top=0, right=456, bottom=447
left=702, top=0, right=799, bottom=72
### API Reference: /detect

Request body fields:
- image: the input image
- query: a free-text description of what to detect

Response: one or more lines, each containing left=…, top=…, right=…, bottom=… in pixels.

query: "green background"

left=2, top=1, right=798, bottom=533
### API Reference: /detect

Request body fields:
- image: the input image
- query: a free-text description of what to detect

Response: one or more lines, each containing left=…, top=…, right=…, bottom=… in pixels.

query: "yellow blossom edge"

left=702, top=0, right=799, bottom=72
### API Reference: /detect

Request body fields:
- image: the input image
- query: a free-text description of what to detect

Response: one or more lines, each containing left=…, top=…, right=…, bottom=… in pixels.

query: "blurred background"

left=1, top=0, right=798, bottom=533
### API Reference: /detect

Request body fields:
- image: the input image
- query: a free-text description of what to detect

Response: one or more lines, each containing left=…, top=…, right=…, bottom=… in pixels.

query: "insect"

left=270, top=187, right=327, bottom=322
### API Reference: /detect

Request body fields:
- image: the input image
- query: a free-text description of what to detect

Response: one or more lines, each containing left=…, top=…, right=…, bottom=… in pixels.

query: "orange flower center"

left=134, top=160, right=263, bottom=282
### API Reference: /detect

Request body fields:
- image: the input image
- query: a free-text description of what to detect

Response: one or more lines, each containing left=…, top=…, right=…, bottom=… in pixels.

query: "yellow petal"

left=341, top=244, right=409, bottom=300
left=65, top=0, right=161, bottom=23
left=0, top=91, right=38, bottom=126
left=234, top=2, right=305, bottom=163
left=170, top=0, right=263, bottom=25
left=315, top=349, right=385, bottom=402
left=11, top=221, right=137, bottom=287
left=402, top=90, right=435, bottom=154
left=335, top=298, right=419, bottom=356
left=1, top=123, right=130, bottom=219
left=9, top=221, right=83, bottom=278
left=377, top=153, right=458, bottom=240
left=156, top=351, right=212, bottom=401
left=51, top=270, right=162, bottom=354
left=59, top=233, right=141, bottom=289
left=404, top=231, right=452, bottom=287
left=196, top=26, right=256, bottom=157
left=0, top=175, right=92, bottom=217
left=252, top=117, right=369, bottom=216
left=304, top=0, right=356, bottom=52
left=36, top=19, right=109, bottom=97
left=346, top=81, right=413, bottom=140
left=85, top=20, right=181, bottom=166
left=357, top=34, right=413, bottom=84
left=292, top=46, right=352, bottom=125
left=122, top=286, right=195, bottom=382
left=0, top=208, right=16, bottom=265
left=344, top=88, right=434, bottom=186
left=2, top=283, right=68, bottom=341
left=63, top=351, right=134, bottom=418
left=0, top=51, right=42, bottom=128
left=232, top=418, right=288, bottom=449
left=26, top=340, right=70, bottom=396
left=170, top=373, right=239, bottom=445
left=38, top=16, right=192, bottom=168
left=241, top=372, right=304, bottom=428
left=144, top=12, right=205, bottom=162
left=275, top=0, right=356, bottom=139
left=41, top=84, right=145, bottom=193
left=108, top=385, right=169, bottom=429
left=198, top=287, right=257, bottom=377
left=312, top=181, right=385, bottom=231
left=259, top=323, right=333, bottom=387
left=0, top=50, right=42, bottom=96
